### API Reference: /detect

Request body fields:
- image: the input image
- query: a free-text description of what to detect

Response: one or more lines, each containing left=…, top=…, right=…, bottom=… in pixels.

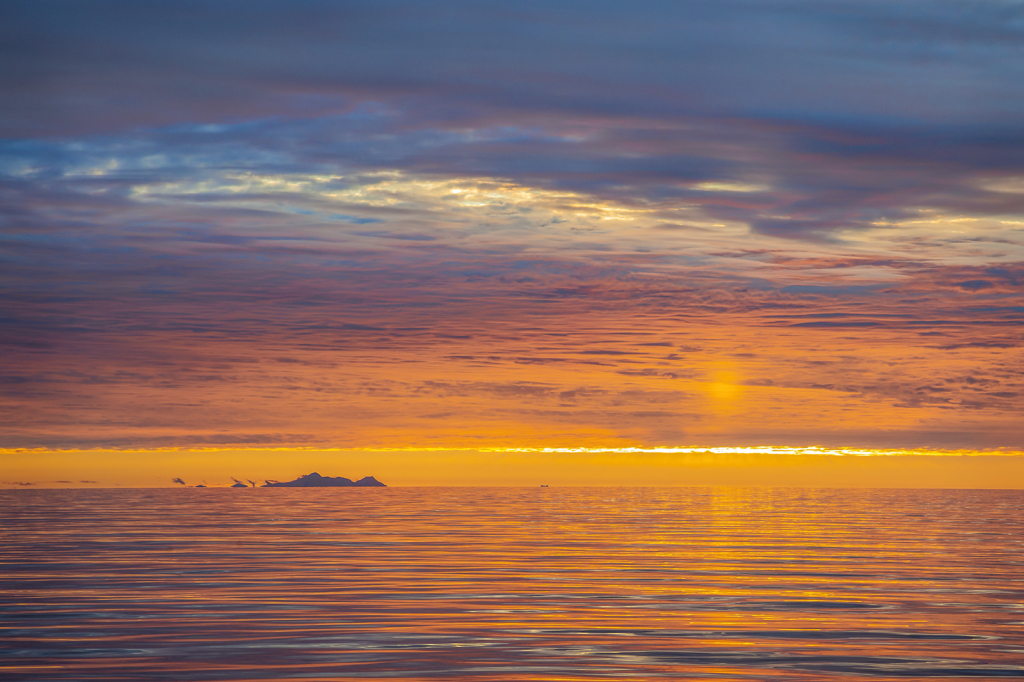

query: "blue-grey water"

left=2, top=487, right=1023, bottom=680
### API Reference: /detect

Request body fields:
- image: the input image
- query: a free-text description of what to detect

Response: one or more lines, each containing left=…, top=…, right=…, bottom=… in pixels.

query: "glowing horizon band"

left=2, top=446, right=1022, bottom=456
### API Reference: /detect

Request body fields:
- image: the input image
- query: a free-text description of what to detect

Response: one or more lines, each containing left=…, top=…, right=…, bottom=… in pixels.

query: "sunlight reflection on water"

left=2, top=487, right=1024, bottom=680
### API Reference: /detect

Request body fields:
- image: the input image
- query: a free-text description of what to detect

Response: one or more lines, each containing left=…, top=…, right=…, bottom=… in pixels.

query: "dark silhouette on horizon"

left=262, top=472, right=386, bottom=487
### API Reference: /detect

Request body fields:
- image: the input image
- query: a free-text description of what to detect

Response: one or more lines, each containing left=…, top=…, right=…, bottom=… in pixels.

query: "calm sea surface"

left=2, top=487, right=1023, bottom=681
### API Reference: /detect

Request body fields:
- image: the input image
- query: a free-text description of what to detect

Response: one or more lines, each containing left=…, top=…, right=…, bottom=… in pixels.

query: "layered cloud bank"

left=1, top=1, right=1022, bottom=469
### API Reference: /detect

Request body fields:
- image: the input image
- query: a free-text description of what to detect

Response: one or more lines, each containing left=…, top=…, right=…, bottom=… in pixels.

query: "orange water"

left=2, top=487, right=1023, bottom=680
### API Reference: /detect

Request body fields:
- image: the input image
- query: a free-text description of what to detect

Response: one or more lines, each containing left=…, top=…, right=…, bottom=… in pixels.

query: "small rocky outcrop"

left=262, top=472, right=386, bottom=487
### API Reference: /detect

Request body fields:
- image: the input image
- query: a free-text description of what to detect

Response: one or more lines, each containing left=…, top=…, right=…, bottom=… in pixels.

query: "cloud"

left=5, top=1, right=1024, bottom=136
left=956, top=280, right=994, bottom=291
left=0, top=1, right=1022, bottom=452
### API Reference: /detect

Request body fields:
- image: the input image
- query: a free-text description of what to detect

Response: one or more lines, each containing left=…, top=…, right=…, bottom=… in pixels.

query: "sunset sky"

left=2, top=1, right=1023, bottom=486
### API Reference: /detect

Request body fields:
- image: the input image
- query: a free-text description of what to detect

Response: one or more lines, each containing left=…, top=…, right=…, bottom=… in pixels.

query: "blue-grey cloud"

left=4, top=0, right=1023, bottom=135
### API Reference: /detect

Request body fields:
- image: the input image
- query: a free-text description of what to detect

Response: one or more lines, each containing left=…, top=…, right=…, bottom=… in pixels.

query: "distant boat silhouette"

left=540, top=484, right=548, bottom=487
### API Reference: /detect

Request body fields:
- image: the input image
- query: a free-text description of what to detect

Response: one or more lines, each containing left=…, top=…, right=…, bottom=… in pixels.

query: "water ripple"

left=2, top=487, right=1023, bottom=680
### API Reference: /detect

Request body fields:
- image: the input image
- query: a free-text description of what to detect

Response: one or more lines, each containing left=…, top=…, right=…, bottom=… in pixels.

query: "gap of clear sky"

left=1, top=1, right=1023, bottom=487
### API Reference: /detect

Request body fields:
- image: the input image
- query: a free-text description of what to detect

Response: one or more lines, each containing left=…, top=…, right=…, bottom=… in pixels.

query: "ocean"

left=2, top=487, right=1023, bottom=680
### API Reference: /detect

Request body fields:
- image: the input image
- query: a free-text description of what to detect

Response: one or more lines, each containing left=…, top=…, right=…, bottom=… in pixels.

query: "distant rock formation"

left=262, top=472, right=386, bottom=487
left=230, top=482, right=248, bottom=488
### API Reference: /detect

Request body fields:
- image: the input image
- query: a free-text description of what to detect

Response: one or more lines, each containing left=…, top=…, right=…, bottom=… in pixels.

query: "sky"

left=2, top=0, right=1023, bottom=486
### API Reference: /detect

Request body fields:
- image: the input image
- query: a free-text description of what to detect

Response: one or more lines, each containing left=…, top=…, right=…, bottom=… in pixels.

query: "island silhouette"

left=262, top=472, right=386, bottom=487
